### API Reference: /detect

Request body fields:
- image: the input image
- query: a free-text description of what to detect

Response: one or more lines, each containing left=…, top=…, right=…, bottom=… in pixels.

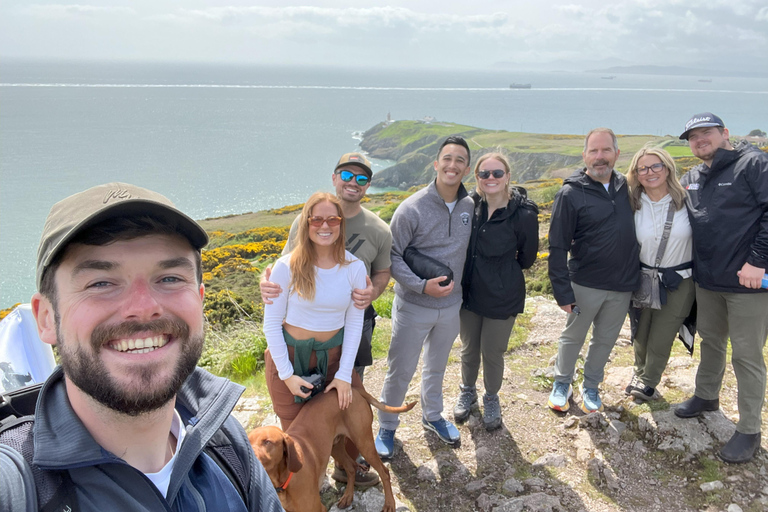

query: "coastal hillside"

left=362, top=121, right=678, bottom=189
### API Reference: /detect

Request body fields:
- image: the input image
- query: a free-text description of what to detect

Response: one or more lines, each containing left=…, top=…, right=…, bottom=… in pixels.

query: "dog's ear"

left=283, top=434, right=303, bottom=473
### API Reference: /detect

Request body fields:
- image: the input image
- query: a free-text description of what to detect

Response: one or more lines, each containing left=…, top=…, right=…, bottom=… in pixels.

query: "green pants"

left=634, top=278, right=695, bottom=388
left=459, top=308, right=517, bottom=396
left=694, top=285, right=768, bottom=434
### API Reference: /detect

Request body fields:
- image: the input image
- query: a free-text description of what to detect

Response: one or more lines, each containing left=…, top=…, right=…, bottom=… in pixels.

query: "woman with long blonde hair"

left=624, top=145, right=695, bottom=401
left=262, top=192, right=367, bottom=428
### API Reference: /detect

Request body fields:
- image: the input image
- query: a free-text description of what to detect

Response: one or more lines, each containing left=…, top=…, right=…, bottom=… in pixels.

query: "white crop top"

left=262, top=251, right=367, bottom=383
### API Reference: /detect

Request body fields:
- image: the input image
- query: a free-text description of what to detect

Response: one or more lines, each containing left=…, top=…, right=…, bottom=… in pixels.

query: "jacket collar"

left=427, top=178, right=469, bottom=203
left=32, top=366, right=244, bottom=472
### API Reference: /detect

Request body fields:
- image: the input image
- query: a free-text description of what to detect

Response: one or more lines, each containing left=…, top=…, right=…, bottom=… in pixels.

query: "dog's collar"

left=275, top=471, right=294, bottom=493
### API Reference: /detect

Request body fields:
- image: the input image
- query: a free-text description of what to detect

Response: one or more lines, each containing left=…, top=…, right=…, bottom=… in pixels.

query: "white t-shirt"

left=144, top=408, right=186, bottom=498
left=263, top=251, right=367, bottom=383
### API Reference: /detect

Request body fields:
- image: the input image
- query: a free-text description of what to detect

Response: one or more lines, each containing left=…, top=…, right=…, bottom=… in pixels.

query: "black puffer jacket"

left=680, top=140, right=768, bottom=293
left=548, top=169, right=640, bottom=306
left=462, top=187, right=539, bottom=319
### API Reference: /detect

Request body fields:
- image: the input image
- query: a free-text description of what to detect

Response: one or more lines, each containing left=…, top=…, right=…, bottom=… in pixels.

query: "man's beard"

left=56, top=314, right=204, bottom=416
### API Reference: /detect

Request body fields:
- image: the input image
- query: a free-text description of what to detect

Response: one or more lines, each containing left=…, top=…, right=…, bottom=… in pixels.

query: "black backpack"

left=0, top=383, right=251, bottom=511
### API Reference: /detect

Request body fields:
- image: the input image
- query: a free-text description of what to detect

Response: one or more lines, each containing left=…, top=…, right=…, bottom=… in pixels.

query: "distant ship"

left=601, top=76, right=616, bottom=80
left=509, top=83, right=531, bottom=89
left=698, top=79, right=712, bottom=83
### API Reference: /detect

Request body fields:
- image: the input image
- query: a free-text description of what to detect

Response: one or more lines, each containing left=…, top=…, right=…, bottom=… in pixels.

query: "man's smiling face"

left=35, top=234, right=205, bottom=416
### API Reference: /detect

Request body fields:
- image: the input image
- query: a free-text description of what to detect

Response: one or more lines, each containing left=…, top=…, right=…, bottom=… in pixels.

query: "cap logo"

left=104, top=187, right=133, bottom=204
left=349, top=155, right=361, bottom=161
left=685, top=116, right=711, bottom=130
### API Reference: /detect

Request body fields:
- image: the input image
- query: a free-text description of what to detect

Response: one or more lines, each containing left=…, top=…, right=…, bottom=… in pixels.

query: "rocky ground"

left=234, top=295, right=768, bottom=512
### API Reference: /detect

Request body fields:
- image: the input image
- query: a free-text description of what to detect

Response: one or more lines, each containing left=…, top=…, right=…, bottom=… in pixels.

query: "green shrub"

left=199, top=321, right=267, bottom=383
left=373, top=289, right=394, bottom=319
left=377, top=202, right=401, bottom=223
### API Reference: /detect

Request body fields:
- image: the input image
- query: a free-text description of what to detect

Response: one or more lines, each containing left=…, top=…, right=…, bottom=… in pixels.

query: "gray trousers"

left=555, top=282, right=631, bottom=389
left=378, top=296, right=461, bottom=430
left=459, top=308, right=517, bottom=396
left=634, top=278, right=696, bottom=388
left=694, top=285, right=768, bottom=434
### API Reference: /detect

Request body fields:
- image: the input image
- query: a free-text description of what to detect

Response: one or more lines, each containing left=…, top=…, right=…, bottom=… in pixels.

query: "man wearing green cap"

left=0, top=183, right=281, bottom=511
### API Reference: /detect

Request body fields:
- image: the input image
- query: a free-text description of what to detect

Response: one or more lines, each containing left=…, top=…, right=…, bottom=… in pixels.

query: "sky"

left=1, top=1, right=767, bottom=73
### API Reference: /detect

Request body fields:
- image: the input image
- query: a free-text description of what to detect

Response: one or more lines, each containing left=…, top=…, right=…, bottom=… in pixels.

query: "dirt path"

left=237, top=295, right=768, bottom=511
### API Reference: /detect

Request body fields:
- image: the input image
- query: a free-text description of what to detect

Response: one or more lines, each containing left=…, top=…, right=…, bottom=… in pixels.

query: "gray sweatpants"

left=554, top=282, right=631, bottom=389
left=378, top=296, right=461, bottom=430
left=694, top=285, right=768, bottom=434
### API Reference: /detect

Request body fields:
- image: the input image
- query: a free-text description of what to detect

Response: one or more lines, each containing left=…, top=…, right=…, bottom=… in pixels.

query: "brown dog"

left=249, top=387, right=415, bottom=512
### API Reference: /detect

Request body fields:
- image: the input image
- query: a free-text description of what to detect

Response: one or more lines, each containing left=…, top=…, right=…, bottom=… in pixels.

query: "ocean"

left=1, top=60, right=767, bottom=306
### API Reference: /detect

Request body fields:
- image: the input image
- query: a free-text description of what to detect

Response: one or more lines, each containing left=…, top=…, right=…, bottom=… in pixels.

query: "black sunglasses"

left=477, top=169, right=506, bottom=180
left=337, top=169, right=370, bottom=186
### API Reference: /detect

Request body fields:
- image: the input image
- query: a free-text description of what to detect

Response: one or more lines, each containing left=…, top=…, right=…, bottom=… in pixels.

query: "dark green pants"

left=694, top=285, right=768, bottom=434
left=633, top=278, right=695, bottom=388
left=459, top=308, right=517, bottom=396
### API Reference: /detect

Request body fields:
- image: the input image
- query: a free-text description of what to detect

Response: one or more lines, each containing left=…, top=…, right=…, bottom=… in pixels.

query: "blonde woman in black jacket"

left=453, top=153, right=539, bottom=430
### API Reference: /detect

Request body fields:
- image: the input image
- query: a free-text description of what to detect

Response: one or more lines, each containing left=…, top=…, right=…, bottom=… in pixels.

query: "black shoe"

left=718, top=432, right=761, bottom=464
left=630, top=385, right=659, bottom=402
left=674, top=395, right=719, bottom=418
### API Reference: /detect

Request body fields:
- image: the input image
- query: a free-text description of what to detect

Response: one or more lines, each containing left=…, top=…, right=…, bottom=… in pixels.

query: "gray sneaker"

left=483, top=393, right=502, bottom=431
left=453, top=385, right=477, bottom=423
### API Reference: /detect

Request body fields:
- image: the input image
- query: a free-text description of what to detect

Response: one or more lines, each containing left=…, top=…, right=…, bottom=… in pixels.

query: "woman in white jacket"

left=625, top=145, right=695, bottom=401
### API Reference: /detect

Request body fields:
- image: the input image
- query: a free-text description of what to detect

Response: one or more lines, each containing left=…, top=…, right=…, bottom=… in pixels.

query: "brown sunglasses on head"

left=307, top=216, right=342, bottom=227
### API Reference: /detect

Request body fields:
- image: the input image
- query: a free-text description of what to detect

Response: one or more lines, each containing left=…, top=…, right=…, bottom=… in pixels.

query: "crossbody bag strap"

left=653, top=203, right=677, bottom=267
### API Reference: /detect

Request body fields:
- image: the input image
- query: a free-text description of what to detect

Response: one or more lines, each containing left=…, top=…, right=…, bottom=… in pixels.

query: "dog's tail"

left=357, top=388, right=417, bottom=414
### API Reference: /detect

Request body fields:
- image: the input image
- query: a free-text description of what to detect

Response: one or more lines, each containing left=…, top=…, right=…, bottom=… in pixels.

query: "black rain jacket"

left=680, top=140, right=768, bottom=293
left=548, top=169, right=640, bottom=306
left=462, top=187, right=539, bottom=319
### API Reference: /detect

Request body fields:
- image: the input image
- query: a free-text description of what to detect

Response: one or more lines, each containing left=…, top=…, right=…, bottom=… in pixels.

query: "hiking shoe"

left=580, top=384, right=604, bottom=413
left=630, top=385, right=660, bottom=402
left=674, top=395, right=719, bottom=418
left=624, top=374, right=642, bottom=396
left=422, top=417, right=461, bottom=445
left=331, top=464, right=381, bottom=488
left=547, top=381, right=573, bottom=412
left=482, top=393, right=502, bottom=431
left=453, top=385, right=477, bottom=423
left=719, top=432, right=761, bottom=464
left=375, top=428, right=396, bottom=459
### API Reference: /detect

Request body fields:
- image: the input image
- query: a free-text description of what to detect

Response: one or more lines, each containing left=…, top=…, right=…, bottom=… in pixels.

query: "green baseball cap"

left=36, top=182, right=208, bottom=290
left=335, top=153, right=372, bottom=177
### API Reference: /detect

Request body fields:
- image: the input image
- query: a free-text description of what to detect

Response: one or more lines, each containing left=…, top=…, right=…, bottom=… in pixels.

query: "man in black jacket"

left=547, top=128, right=640, bottom=414
left=674, top=113, right=768, bottom=464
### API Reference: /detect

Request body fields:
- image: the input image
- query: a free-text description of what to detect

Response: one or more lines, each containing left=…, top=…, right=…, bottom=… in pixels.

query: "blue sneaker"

left=547, top=381, right=573, bottom=412
left=422, top=417, right=460, bottom=445
left=580, top=384, right=604, bottom=413
left=375, top=428, right=396, bottom=459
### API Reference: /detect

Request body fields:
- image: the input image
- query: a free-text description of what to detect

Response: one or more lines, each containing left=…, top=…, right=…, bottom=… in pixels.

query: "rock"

left=727, top=505, right=743, bottom=512
left=587, top=458, right=603, bottom=481
left=475, top=445, right=495, bottom=464
left=581, top=412, right=608, bottom=429
left=416, top=464, right=437, bottom=482
left=524, top=477, right=546, bottom=491
left=522, top=492, right=564, bottom=512
left=476, top=492, right=496, bottom=512
left=532, top=367, right=555, bottom=379
left=502, top=478, right=524, bottom=495
left=575, top=430, right=594, bottom=462
left=725, top=475, right=742, bottom=483
left=532, top=453, right=567, bottom=468
left=466, top=475, right=492, bottom=493
left=637, top=413, right=657, bottom=432
left=607, top=420, right=626, bottom=437
left=492, top=498, right=524, bottom=512
left=603, top=366, right=635, bottom=391
left=700, top=480, right=724, bottom=492
left=648, top=410, right=714, bottom=454
left=700, top=410, right=737, bottom=443
left=603, top=465, right=620, bottom=491
left=562, top=417, right=579, bottom=429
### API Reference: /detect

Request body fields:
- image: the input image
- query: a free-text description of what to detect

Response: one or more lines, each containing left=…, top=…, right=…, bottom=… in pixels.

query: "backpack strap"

left=204, top=427, right=251, bottom=507
left=0, top=416, right=79, bottom=512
